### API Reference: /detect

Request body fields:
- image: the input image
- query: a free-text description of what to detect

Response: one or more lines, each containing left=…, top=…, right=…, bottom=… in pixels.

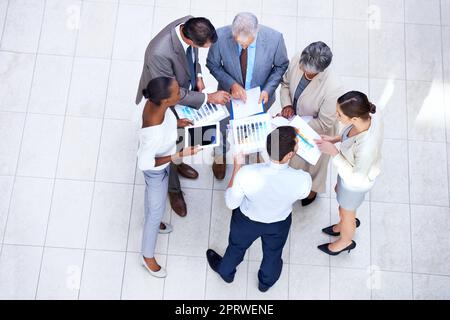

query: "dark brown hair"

left=266, top=126, right=297, bottom=161
left=337, top=91, right=376, bottom=120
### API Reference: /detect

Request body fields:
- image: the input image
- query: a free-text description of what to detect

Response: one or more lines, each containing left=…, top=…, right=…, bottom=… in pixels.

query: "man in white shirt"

left=206, top=126, right=312, bottom=292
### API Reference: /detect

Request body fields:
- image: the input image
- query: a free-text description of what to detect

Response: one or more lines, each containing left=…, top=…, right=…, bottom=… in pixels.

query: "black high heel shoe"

left=301, top=193, right=317, bottom=207
left=321, top=218, right=361, bottom=236
left=317, top=240, right=356, bottom=256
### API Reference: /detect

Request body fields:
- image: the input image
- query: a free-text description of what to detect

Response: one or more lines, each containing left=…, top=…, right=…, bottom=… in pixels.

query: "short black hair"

left=266, top=126, right=297, bottom=161
left=142, top=76, right=176, bottom=106
left=181, top=17, right=218, bottom=46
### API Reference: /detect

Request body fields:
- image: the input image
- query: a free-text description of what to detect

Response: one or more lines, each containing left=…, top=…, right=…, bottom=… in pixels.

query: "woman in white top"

left=138, top=77, right=200, bottom=278
left=315, top=91, right=383, bottom=256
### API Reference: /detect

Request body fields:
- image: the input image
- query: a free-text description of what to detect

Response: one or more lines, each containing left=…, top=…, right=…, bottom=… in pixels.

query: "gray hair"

left=232, top=12, right=259, bottom=39
left=299, top=41, right=333, bottom=73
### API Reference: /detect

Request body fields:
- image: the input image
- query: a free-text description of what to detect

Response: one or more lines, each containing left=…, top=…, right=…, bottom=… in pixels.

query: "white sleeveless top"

left=137, top=108, right=177, bottom=171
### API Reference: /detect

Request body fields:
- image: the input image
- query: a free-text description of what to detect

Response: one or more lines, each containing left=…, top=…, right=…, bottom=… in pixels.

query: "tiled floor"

left=0, top=0, right=449, bottom=300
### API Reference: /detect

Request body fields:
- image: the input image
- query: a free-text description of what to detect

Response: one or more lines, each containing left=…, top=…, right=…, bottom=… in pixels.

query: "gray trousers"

left=142, top=166, right=170, bottom=258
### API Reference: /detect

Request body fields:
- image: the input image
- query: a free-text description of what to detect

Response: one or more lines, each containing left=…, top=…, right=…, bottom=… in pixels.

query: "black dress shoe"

left=258, top=283, right=269, bottom=293
left=206, top=249, right=233, bottom=283
left=321, top=218, right=361, bottom=236
left=301, top=193, right=317, bottom=207
left=317, top=240, right=356, bottom=256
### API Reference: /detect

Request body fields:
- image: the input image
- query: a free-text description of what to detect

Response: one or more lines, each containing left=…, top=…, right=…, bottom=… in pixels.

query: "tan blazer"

left=281, top=52, right=344, bottom=194
left=280, top=52, right=343, bottom=136
left=333, top=112, right=384, bottom=191
left=135, top=16, right=205, bottom=108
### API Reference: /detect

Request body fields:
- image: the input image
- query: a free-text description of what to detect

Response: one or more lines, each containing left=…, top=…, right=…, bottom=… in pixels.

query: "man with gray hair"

left=206, top=12, right=289, bottom=180
left=280, top=41, right=344, bottom=206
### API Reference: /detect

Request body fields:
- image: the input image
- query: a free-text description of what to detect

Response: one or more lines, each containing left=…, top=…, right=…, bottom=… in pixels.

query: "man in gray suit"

left=136, top=16, right=231, bottom=217
left=206, top=12, right=289, bottom=180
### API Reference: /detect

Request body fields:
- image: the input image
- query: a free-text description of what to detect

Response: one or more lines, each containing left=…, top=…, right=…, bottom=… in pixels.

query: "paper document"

left=230, top=113, right=272, bottom=155
left=231, top=87, right=265, bottom=120
left=175, top=103, right=229, bottom=125
left=271, top=116, right=321, bottom=165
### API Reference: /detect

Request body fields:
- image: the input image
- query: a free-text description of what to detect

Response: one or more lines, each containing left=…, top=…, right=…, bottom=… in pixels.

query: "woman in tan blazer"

left=315, top=91, right=383, bottom=256
left=280, top=41, right=343, bottom=206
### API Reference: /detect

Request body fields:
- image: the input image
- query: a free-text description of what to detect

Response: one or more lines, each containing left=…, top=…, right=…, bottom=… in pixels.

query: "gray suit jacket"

left=135, top=16, right=205, bottom=108
left=206, top=25, right=289, bottom=109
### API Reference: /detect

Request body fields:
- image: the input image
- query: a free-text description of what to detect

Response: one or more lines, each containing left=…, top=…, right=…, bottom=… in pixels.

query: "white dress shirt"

left=175, top=25, right=207, bottom=106
left=137, top=108, right=177, bottom=171
left=225, top=162, right=312, bottom=223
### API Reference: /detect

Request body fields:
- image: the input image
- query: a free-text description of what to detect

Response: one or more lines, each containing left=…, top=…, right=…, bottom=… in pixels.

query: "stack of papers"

left=271, top=115, right=321, bottom=165
left=230, top=113, right=272, bottom=155
left=230, top=87, right=265, bottom=120
left=175, top=103, right=229, bottom=125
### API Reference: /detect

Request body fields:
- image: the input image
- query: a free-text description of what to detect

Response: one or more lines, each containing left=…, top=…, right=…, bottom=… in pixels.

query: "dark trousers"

left=168, top=162, right=181, bottom=193
left=218, top=207, right=292, bottom=289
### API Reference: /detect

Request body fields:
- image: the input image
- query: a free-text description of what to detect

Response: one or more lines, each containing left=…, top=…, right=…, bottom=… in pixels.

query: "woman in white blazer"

left=315, top=91, right=383, bottom=256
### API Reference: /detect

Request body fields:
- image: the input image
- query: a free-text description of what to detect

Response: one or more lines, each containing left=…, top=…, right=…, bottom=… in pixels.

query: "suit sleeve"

left=149, top=54, right=205, bottom=109
left=206, top=42, right=238, bottom=92
left=262, top=34, right=289, bottom=98
left=308, top=88, right=340, bottom=135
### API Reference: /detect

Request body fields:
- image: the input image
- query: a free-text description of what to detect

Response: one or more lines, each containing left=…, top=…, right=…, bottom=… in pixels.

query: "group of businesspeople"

left=135, top=12, right=384, bottom=292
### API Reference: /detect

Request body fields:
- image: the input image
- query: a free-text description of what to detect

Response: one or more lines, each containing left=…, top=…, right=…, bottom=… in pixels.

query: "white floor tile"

left=205, top=260, right=248, bottom=300
left=209, top=190, right=232, bottom=251
left=444, top=27, right=450, bottom=83
left=127, top=184, right=171, bottom=255
left=371, top=270, right=412, bottom=300
left=191, top=0, right=226, bottom=12
left=288, top=264, right=329, bottom=300
left=4, top=177, right=53, bottom=246
left=407, top=80, right=446, bottom=142
left=246, top=261, right=288, bottom=300
left=405, top=24, right=442, bottom=82
left=330, top=200, right=371, bottom=269
left=290, top=198, right=331, bottom=266
left=76, top=1, right=118, bottom=58
left=96, top=119, right=138, bottom=184
left=86, top=182, right=133, bottom=251
left=155, top=0, right=189, bottom=8
left=121, top=252, right=165, bottom=300
left=120, top=0, right=154, bottom=5
left=67, top=57, right=110, bottom=118
left=45, top=180, right=94, bottom=249
left=411, top=205, right=450, bottom=276
left=368, top=0, right=404, bottom=23
left=371, top=202, right=412, bottom=272
left=405, top=0, right=441, bottom=25
left=0, top=0, right=45, bottom=53
left=0, top=52, right=35, bottom=113
left=227, top=0, right=262, bottom=13
left=28, top=54, right=73, bottom=115
left=369, top=23, right=405, bottom=79
left=56, top=117, right=102, bottom=181
left=334, top=20, right=369, bottom=78
left=296, top=17, right=333, bottom=53
left=298, top=0, right=333, bottom=18
left=179, top=151, right=214, bottom=190
left=370, top=78, right=407, bottom=140
left=112, top=4, right=153, bottom=61
left=0, top=0, right=7, bottom=40
left=151, top=6, right=189, bottom=38
left=0, top=112, right=26, bottom=175
left=413, top=273, right=450, bottom=300
left=36, top=247, right=83, bottom=300
left=79, top=250, right=125, bottom=300
left=168, top=188, right=212, bottom=257
left=16, top=114, right=64, bottom=179
left=442, top=0, right=450, bottom=26
left=105, top=60, right=143, bottom=120
left=262, top=0, right=297, bottom=16
left=0, top=244, right=43, bottom=299
left=330, top=267, right=371, bottom=300
left=39, top=0, right=81, bottom=55
left=163, top=255, right=206, bottom=299
left=370, top=139, right=410, bottom=203
left=409, top=141, right=449, bottom=206
left=334, top=0, right=369, bottom=20
left=0, top=176, right=14, bottom=241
